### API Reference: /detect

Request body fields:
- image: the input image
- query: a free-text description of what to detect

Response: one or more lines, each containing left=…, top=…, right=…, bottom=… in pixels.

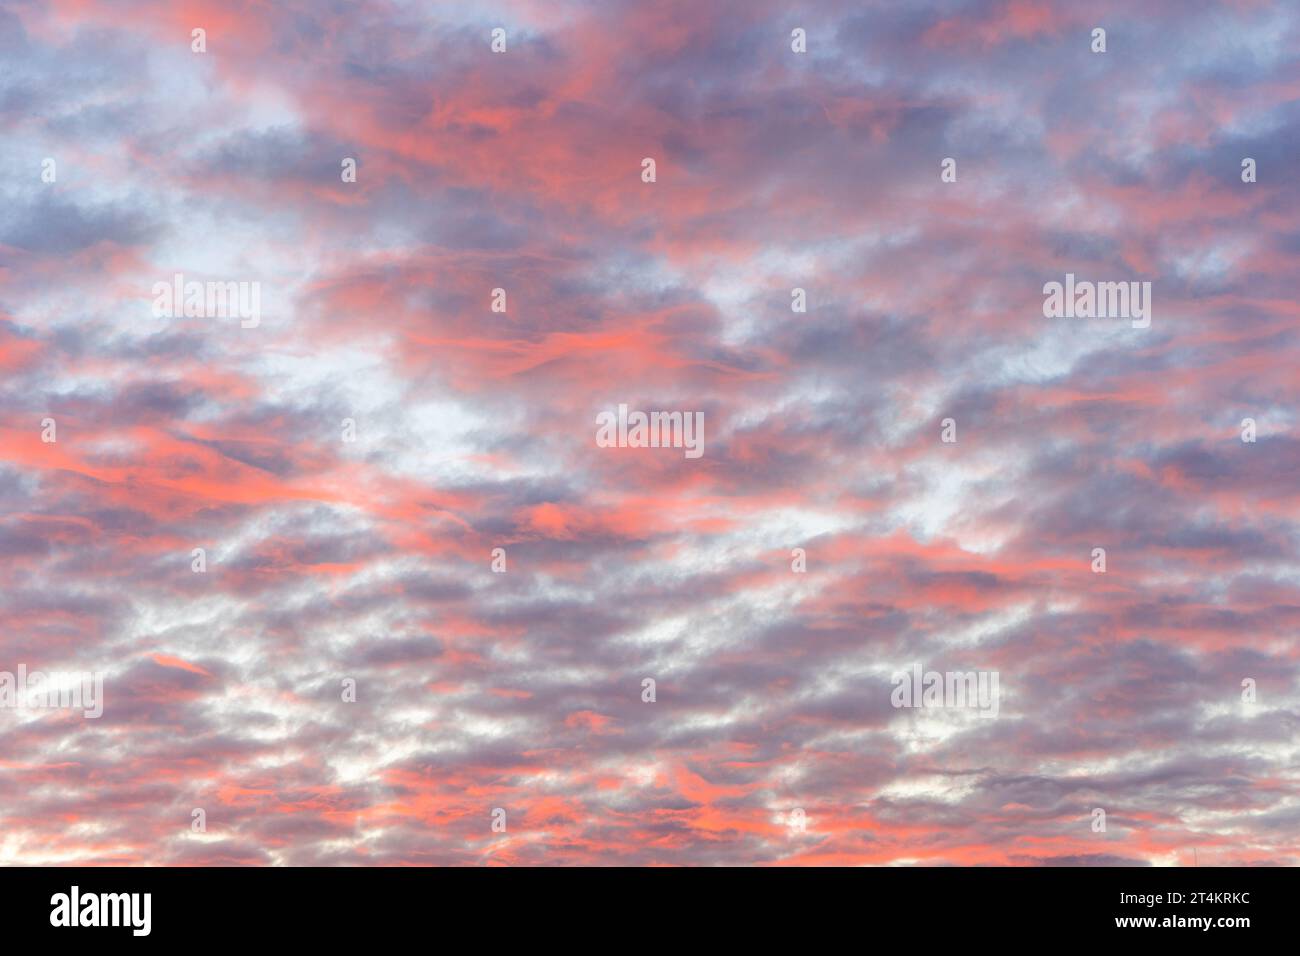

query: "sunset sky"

left=1, top=0, right=1297, bottom=865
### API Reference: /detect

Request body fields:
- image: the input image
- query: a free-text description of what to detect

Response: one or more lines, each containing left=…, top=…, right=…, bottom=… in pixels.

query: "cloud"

left=0, top=0, right=1296, bottom=866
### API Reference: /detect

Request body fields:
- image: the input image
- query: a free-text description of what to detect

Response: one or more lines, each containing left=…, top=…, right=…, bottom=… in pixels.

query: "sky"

left=0, top=0, right=1297, bottom=866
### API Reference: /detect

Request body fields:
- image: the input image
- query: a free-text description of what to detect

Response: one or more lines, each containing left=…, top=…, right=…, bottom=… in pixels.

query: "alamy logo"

left=890, top=664, right=1000, bottom=718
left=0, top=664, right=103, bottom=718
left=151, top=273, right=261, bottom=328
left=595, top=403, right=704, bottom=459
left=50, top=886, right=151, bottom=936
left=1042, top=273, right=1151, bottom=328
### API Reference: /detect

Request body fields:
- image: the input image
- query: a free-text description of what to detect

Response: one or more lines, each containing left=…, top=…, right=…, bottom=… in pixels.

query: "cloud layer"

left=1, top=0, right=1297, bottom=865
